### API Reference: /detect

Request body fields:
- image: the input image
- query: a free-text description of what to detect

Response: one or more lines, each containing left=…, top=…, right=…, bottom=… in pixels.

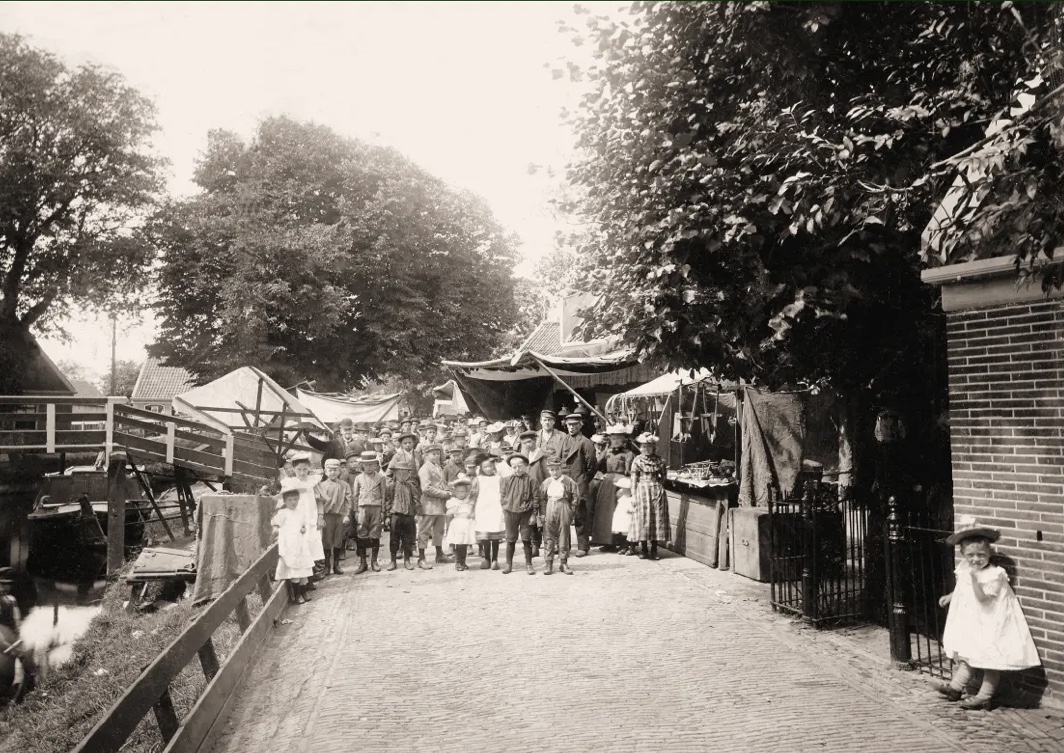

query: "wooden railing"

left=71, top=544, right=287, bottom=753
left=0, top=396, right=277, bottom=484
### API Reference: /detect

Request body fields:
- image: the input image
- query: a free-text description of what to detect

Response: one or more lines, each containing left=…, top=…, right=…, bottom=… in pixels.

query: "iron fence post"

left=801, top=480, right=819, bottom=625
left=886, top=494, right=911, bottom=664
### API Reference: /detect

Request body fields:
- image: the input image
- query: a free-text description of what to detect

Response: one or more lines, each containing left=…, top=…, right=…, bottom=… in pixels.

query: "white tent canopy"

left=174, top=366, right=326, bottom=433
left=294, top=388, right=402, bottom=425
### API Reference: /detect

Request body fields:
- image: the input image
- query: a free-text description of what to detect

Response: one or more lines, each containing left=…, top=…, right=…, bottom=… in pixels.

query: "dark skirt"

left=590, top=473, right=624, bottom=544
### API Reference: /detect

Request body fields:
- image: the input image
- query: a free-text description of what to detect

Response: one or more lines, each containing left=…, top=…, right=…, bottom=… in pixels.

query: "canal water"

left=7, top=547, right=108, bottom=672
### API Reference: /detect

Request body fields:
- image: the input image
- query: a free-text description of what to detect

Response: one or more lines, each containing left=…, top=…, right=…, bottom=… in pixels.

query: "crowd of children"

left=271, top=407, right=669, bottom=596
left=270, top=409, right=1044, bottom=711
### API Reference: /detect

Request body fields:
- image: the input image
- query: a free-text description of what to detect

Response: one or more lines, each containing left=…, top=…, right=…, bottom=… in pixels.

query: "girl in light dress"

left=272, top=484, right=315, bottom=604
left=445, top=474, right=477, bottom=571
left=611, top=476, right=636, bottom=555
left=288, top=454, right=326, bottom=583
left=474, top=455, right=505, bottom=570
left=933, top=517, right=1041, bottom=710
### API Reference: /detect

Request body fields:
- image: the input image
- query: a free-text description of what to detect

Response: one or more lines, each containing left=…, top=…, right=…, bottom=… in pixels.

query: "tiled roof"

left=69, top=378, right=103, bottom=398
left=131, top=357, right=196, bottom=403
left=518, top=322, right=562, bottom=355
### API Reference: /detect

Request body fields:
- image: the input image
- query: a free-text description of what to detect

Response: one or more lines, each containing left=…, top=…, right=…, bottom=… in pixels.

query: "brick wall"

left=946, top=297, right=1064, bottom=704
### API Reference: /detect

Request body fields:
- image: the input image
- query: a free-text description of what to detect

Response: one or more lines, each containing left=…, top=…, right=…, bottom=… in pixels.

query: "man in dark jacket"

left=562, top=408, right=599, bottom=557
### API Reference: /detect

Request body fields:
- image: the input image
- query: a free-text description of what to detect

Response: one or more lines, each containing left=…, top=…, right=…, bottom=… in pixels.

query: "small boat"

left=27, top=469, right=148, bottom=550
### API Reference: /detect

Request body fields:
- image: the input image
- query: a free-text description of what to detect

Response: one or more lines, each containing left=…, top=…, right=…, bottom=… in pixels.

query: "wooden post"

left=106, top=455, right=126, bottom=576
left=45, top=402, right=56, bottom=454
left=197, top=638, right=220, bottom=681
left=528, top=354, right=608, bottom=422
left=152, top=687, right=180, bottom=742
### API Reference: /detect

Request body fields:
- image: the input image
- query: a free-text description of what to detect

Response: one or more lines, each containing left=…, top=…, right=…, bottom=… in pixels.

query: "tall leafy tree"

left=150, top=117, right=521, bottom=389
left=560, top=2, right=1057, bottom=398
left=0, top=33, right=164, bottom=334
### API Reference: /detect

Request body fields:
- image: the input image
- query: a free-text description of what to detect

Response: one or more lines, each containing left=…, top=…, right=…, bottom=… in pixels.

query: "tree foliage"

left=559, top=2, right=1061, bottom=396
left=98, top=358, right=140, bottom=398
left=149, top=117, right=521, bottom=389
left=0, top=33, right=164, bottom=333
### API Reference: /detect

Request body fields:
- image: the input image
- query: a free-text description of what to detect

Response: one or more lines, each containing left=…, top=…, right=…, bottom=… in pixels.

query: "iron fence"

left=885, top=499, right=954, bottom=677
left=768, top=480, right=872, bottom=627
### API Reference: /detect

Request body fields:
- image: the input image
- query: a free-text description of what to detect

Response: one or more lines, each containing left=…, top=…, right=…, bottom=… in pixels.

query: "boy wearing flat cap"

left=417, top=443, right=452, bottom=568
left=314, top=459, right=352, bottom=575
left=500, top=453, right=538, bottom=574
left=537, top=456, right=578, bottom=575
left=350, top=451, right=390, bottom=574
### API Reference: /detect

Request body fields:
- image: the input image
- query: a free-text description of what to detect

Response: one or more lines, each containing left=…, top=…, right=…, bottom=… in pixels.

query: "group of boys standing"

left=295, top=405, right=615, bottom=579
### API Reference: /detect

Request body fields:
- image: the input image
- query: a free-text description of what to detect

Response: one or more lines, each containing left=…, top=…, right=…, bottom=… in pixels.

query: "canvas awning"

left=431, top=379, right=470, bottom=416
left=442, top=348, right=638, bottom=382
left=294, top=388, right=402, bottom=425
left=174, top=366, right=326, bottom=433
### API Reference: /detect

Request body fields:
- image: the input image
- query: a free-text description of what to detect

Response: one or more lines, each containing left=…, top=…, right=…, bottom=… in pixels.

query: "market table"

left=664, top=479, right=738, bottom=569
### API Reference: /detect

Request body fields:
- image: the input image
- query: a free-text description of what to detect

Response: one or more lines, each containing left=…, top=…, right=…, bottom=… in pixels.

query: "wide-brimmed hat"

left=944, top=515, right=1001, bottom=547
left=635, top=433, right=659, bottom=445
left=397, top=432, right=418, bottom=444
left=507, top=453, right=529, bottom=466
left=591, top=433, right=606, bottom=444
left=485, top=421, right=507, bottom=434
left=359, top=451, right=380, bottom=464
left=606, top=423, right=630, bottom=436
left=288, top=451, right=312, bottom=465
left=378, top=427, right=393, bottom=437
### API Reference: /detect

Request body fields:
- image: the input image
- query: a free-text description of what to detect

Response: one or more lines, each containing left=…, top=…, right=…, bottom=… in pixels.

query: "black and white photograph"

left=0, top=2, right=1062, bottom=751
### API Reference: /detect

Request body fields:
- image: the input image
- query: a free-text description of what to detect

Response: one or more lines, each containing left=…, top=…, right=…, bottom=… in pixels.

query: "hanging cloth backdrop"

left=294, top=388, right=402, bottom=426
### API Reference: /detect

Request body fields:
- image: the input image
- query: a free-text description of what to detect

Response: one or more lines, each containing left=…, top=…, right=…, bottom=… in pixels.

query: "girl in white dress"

left=933, top=518, right=1041, bottom=709
left=611, top=476, right=636, bottom=555
left=289, top=455, right=326, bottom=570
left=272, top=486, right=315, bottom=604
left=474, top=456, right=505, bottom=570
left=445, top=474, right=477, bottom=571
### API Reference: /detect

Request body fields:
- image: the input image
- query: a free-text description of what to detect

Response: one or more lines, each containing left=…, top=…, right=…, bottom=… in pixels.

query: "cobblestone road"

left=211, top=542, right=1064, bottom=753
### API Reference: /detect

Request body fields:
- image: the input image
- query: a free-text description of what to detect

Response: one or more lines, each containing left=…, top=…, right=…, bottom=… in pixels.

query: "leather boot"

left=370, top=545, right=381, bottom=572
left=418, top=548, right=433, bottom=570
left=544, top=555, right=554, bottom=575
left=323, top=550, right=332, bottom=576
left=503, top=541, right=516, bottom=574
left=287, top=581, right=299, bottom=604
left=435, top=545, right=451, bottom=564
left=299, top=582, right=312, bottom=602
left=559, top=559, right=573, bottom=575
left=523, top=541, right=535, bottom=574
left=479, top=543, right=491, bottom=569
left=404, top=555, right=416, bottom=571
left=387, top=556, right=399, bottom=572
left=332, top=549, right=344, bottom=575
left=354, top=556, right=368, bottom=575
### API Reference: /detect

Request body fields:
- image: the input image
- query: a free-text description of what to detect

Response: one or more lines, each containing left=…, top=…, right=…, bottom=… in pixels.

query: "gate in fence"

left=884, top=498, right=955, bottom=677
left=768, top=475, right=873, bottom=627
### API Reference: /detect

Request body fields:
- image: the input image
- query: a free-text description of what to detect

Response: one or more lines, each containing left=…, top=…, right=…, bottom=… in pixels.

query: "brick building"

left=923, top=255, right=1064, bottom=704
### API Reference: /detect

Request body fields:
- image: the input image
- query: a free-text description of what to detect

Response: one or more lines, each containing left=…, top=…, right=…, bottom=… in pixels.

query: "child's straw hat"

left=944, top=514, right=1001, bottom=547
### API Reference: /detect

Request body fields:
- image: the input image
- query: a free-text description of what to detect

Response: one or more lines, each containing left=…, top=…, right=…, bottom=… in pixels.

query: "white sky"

left=1, top=1, right=602, bottom=378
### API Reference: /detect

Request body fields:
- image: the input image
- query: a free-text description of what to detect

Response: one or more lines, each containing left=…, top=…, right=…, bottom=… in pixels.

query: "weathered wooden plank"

left=234, top=597, right=251, bottom=632
left=113, top=414, right=226, bottom=452
left=197, top=639, right=220, bottom=682
left=107, top=458, right=126, bottom=576
left=162, top=580, right=287, bottom=753
left=153, top=687, right=180, bottom=742
left=45, top=403, right=56, bottom=453
left=115, top=404, right=228, bottom=437
left=0, top=396, right=114, bottom=405
left=112, top=432, right=223, bottom=477
left=71, top=544, right=279, bottom=753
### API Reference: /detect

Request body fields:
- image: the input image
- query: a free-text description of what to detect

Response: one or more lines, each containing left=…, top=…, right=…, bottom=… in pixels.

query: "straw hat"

left=944, top=515, right=1001, bottom=547
left=635, top=432, right=659, bottom=445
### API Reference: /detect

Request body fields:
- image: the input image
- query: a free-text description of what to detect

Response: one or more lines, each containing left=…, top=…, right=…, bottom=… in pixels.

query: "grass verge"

left=0, top=569, right=266, bottom=753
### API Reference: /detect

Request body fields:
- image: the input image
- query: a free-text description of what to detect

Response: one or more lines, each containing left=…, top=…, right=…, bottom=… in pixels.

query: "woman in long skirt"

left=631, top=432, right=670, bottom=560
left=474, top=455, right=505, bottom=570
left=590, top=424, right=635, bottom=550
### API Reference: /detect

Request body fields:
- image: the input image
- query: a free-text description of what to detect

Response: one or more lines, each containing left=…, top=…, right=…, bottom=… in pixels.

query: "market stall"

left=606, top=372, right=844, bottom=581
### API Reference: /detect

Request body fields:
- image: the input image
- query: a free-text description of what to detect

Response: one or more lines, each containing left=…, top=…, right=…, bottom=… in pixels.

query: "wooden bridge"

left=0, top=395, right=315, bottom=573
